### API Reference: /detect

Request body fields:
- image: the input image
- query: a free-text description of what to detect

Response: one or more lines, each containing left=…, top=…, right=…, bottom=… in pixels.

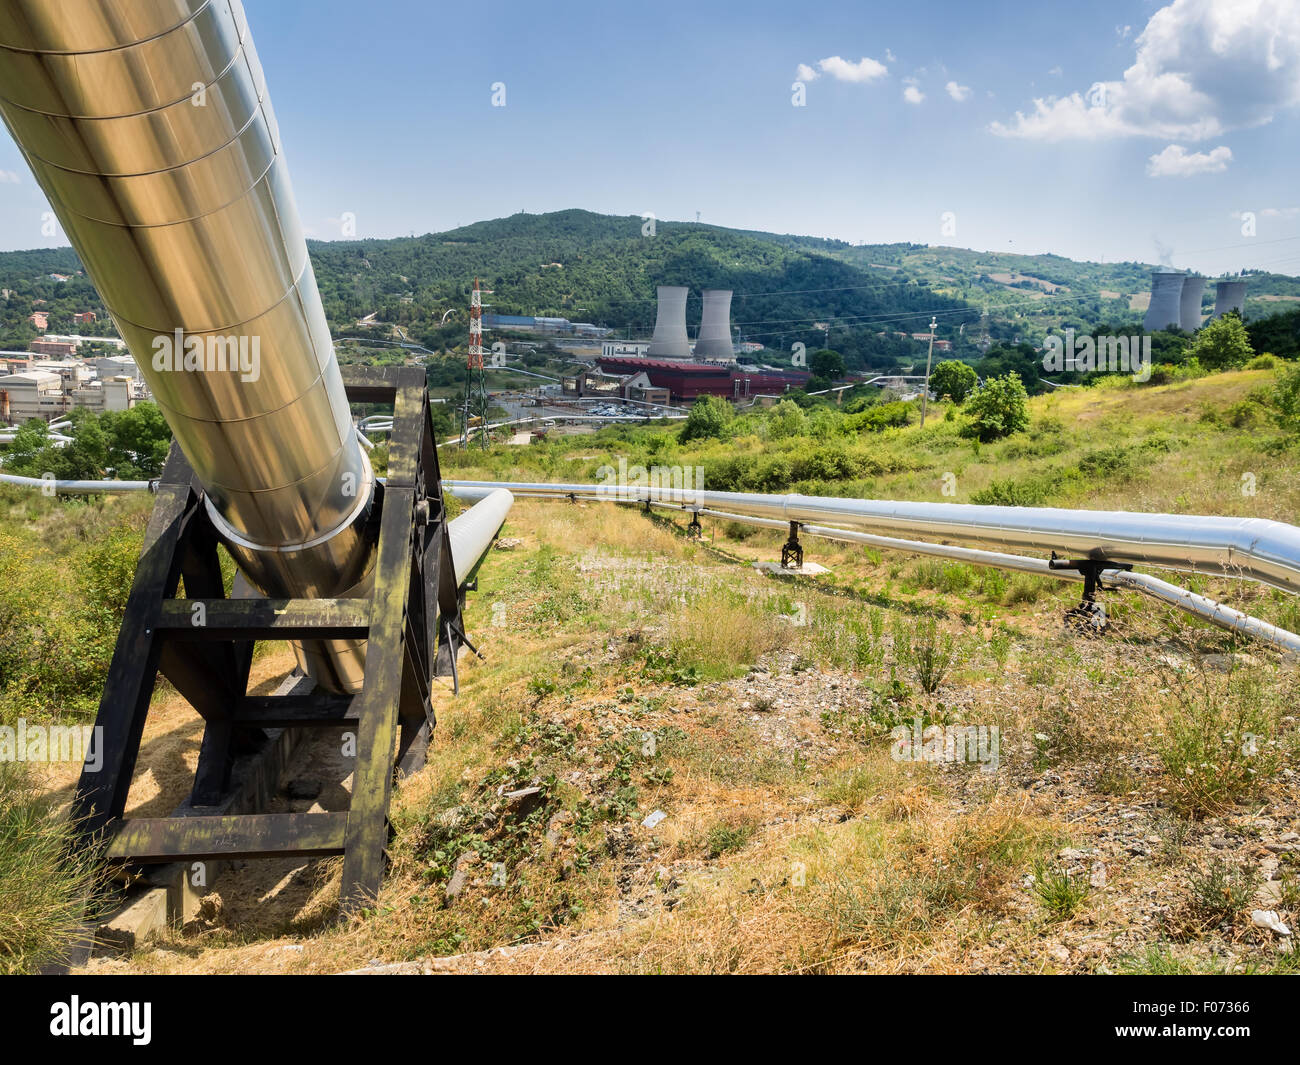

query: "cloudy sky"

left=1, top=0, right=1298, bottom=276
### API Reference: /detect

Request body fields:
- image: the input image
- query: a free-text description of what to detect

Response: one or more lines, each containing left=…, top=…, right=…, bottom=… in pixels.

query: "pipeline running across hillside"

left=0, top=0, right=377, bottom=691
left=446, top=480, right=1300, bottom=655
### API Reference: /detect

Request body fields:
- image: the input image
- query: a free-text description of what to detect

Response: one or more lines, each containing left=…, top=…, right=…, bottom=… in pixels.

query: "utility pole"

left=920, top=315, right=937, bottom=428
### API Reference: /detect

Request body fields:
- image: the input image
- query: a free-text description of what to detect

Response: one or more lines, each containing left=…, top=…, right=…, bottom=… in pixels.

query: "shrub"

left=846, top=401, right=911, bottom=433
left=1273, top=363, right=1300, bottom=435
left=767, top=399, right=807, bottom=440
left=1188, top=312, right=1253, bottom=371
left=679, top=395, right=734, bottom=442
left=962, top=373, right=1029, bottom=442
left=929, top=360, right=978, bottom=403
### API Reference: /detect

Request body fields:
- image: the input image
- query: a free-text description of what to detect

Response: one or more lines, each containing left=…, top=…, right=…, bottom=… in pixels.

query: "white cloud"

left=885, top=48, right=897, bottom=63
left=991, top=0, right=1300, bottom=141
left=1146, top=143, right=1232, bottom=176
left=0, top=170, right=20, bottom=184
left=903, top=85, right=925, bottom=104
left=812, top=55, right=889, bottom=83
left=1048, top=65, right=1063, bottom=77
left=945, top=80, right=971, bottom=101
left=1261, top=206, right=1300, bottom=218
left=795, top=63, right=818, bottom=82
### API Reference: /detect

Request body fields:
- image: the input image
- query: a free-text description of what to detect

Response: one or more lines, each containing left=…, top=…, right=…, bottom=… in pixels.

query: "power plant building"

left=597, top=355, right=809, bottom=403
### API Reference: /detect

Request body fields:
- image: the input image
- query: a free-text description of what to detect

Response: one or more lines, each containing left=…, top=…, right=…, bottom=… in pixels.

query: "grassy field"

left=5, top=367, right=1300, bottom=974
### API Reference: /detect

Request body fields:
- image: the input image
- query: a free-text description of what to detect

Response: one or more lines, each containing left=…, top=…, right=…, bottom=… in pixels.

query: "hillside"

left=9, top=365, right=1300, bottom=974
left=4, top=210, right=1297, bottom=372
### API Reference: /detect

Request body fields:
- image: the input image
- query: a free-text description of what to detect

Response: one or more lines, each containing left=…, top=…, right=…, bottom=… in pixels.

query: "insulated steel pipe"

left=446, top=481, right=1300, bottom=596
left=0, top=0, right=375, bottom=690
left=446, top=483, right=1300, bottom=654
left=448, top=488, right=514, bottom=587
left=0, top=472, right=154, bottom=493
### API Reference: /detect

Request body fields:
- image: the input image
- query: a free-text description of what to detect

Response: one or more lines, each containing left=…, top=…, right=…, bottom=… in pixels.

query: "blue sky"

left=1, top=0, right=1298, bottom=276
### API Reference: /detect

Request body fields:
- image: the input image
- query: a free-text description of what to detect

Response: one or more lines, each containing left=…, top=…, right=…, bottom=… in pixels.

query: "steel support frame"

left=73, top=367, right=465, bottom=911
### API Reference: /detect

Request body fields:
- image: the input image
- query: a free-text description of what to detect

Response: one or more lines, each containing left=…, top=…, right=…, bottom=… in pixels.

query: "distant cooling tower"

left=694, top=289, right=735, bottom=361
left=1143, top=271, right=1184, bottom=332
left=1179, top=275, right=1205, bottom=332
left=647, top=285, right=691, bottom=358
left=1213, top=280, right=1248, bottom=319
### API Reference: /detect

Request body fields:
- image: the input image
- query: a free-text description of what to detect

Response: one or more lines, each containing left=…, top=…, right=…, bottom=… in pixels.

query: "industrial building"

left=561, top=366, right=672, bottom=406
left=0, top=369, right=138, bottom=422
left=480, top=313, right=611, bottom=337
left=596, top=355, right=809, bottom=402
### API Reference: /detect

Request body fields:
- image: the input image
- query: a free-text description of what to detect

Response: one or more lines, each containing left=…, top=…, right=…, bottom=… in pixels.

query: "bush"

left=961, top=373, right=1029, bottom=442
left=1188, top=312, right=1253, bottom=371
left=679, top=395, right=734, bottom=442
left=767, top=399, right=807, bottom=440
left=846, top=401, right=911, bottom=433
left=1273, top=363, right=1300, bottom=435
left=929, top=360, right=978, bottom=403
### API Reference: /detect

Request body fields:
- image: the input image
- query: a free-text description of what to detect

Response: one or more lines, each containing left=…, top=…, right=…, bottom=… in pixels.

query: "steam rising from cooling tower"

left=1213, top=280, right=1248, bottom=319
left=1143, top=270, right=1185, bottom=332
left=1179, top=275, right=1205, bottom=332
left=647, top=285, right=691, bottom=358
left=694, top=289, right=735, bottom=361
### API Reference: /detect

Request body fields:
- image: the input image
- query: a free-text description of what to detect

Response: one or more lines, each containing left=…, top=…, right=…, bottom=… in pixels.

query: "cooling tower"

left=1213, top=280, right=1248, bottom=319
left=1179, top=275, right=1205, bottom=332
left=647, top=285, right=691, bottom=358
left=694, top=289, right=735, bottom=361
left=1143, top=271, right=1184, bottom=332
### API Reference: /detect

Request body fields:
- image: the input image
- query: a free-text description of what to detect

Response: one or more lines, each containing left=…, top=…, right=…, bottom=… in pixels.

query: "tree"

left=1189, top=311, right=1254, bottom=371
left=976, top=343, right=1045, bottom=393
left=808, top=348, right=845, bottom=381
left=679, top=394, right=734, bottom=442
left=767, top=398, right=807, bottom=439
left=929, top=359, right=978, bottom=403
left=962, top=373, right=1029, bottom=442
left=100, top=403, right=172, bottom=477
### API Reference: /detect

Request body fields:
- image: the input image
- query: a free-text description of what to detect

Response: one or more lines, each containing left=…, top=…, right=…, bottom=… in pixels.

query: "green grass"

left=1032, top=860, right=1090, bottom=921
left=0, top=763, right=103, bottom=974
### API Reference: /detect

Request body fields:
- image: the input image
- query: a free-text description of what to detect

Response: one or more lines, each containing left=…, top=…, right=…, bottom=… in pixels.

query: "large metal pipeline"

left=446, top=480, right=1300, bottom=596
left=0, top=0, right=374, bottom=691
left=448, top=488, right=514, bottom=588
left=446, top=481, right=1300, bottom=653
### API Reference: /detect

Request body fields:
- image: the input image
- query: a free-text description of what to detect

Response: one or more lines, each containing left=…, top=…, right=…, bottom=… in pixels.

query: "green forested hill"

left=305, top=209, right=973, bottom=362
left=2, top=209, right=1297, bottom=372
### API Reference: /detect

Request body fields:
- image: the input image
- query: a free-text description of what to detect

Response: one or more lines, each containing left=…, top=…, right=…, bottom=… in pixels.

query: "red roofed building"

left=596, top=355, right=810, bottom=403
